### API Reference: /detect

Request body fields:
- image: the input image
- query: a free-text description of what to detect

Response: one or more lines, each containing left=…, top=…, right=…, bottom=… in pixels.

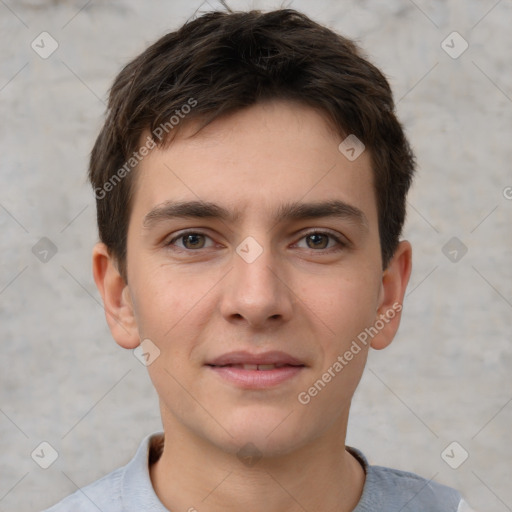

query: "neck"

left=149, top=411, right=365, bottom=512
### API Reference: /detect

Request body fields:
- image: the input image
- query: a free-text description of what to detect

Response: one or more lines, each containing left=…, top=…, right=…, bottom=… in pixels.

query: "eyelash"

left=165, top=229, right=348, bottom=253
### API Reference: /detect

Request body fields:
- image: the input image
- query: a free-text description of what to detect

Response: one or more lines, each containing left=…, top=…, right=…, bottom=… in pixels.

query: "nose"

left=219, top=238, right=295, bottom=330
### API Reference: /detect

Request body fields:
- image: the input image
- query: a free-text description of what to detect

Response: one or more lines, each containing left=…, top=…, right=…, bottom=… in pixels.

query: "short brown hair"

left=89, top=8, right=415, bottom=282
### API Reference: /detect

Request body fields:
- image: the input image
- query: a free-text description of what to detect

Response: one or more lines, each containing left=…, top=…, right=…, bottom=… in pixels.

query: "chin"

left=218, top=410, right=311, bottom=458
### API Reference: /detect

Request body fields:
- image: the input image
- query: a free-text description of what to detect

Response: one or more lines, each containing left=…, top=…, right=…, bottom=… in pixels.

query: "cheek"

left=129, top=262, right=216, bottom=352
left=302, top=271, right=381, bottom=343
left=128, top=265, right=178, bottom=339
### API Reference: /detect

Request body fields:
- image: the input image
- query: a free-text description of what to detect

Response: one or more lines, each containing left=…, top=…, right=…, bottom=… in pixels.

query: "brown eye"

left=305, top=233, right=330, bottom=249
left=167, top=231, right=214, bottom=250
left=296, top=231, right=346, bottom=251
left=181, top=233, right=205, bottom=249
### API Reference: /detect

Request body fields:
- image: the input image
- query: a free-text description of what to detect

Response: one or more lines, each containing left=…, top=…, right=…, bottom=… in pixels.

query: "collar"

left=120, top=432, right=372, bottom=511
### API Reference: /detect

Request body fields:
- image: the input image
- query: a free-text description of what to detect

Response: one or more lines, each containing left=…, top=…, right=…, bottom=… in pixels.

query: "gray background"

left=1, top=0, right=511, bottom=511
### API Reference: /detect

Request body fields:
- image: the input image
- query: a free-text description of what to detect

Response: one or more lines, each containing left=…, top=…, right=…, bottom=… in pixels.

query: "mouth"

left=207, top=363, right=304, bottom=371
left=205, top=351, right=306, bottom=388
left=206, top=350, right=306, bottom=368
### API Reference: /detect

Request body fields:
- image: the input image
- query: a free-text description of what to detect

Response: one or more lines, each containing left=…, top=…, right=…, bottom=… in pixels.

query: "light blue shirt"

left=43, top=432, right=474, bottom=511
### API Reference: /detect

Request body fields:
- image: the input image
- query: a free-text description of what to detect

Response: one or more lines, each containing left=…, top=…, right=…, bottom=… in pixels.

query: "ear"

left=92, top=242, right=140, bottom=349
left=370, top=240, right=412, bottom=350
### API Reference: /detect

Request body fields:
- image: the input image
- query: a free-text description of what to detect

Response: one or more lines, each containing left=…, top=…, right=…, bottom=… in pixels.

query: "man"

left=44, top=7, right=475, bottom=511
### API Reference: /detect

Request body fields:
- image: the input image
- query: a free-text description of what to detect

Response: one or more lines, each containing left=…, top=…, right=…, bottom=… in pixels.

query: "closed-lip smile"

left=206, top=350, right=306, bottom=388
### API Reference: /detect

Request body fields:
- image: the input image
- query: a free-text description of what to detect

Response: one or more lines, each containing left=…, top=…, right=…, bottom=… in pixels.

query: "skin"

left=93, top=99, right=412, bottom=512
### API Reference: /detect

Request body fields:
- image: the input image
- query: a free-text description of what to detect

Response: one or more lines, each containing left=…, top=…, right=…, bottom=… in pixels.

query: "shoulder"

left=370, top=464, right=462, bottom=510
left=348, top=447, right=465, bottom=512
left=41, top=432, right=164, bottom=512
left=41, top=466, right=125, bottom=511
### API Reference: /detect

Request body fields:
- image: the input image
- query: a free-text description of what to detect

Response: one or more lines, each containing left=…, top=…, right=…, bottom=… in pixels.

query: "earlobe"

left=92, top=242, right=140, bottom=349
left=370, top=240, right=412, bottom=350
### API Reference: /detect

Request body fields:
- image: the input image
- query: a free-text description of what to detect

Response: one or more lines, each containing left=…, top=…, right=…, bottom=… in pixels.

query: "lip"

left=206, top=351, right=306, bottom=389
left=207, top=350, right=306, bottom=367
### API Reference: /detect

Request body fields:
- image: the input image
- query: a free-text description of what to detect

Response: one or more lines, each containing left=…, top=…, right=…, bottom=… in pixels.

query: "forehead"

left=129, top=100, right=377, bottom=229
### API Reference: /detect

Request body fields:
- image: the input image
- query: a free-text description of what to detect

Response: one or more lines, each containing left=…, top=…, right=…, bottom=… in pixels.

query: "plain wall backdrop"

left=1, top=0, right=511, bottom=511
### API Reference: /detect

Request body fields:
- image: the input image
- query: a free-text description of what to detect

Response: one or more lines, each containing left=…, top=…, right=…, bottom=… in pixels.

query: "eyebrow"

left=142, top=199, right=368, bottom=231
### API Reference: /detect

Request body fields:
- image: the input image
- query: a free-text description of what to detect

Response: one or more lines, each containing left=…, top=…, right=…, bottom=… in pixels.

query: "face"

left=95, top=99, right=411, bottom=458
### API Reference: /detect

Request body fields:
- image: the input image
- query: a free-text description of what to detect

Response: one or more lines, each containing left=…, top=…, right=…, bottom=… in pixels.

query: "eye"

left=295, top=231, right=347, bottom=251
left=166, top=231, right=215, bottom=250
left=165, top=230, right=348, bottom=252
